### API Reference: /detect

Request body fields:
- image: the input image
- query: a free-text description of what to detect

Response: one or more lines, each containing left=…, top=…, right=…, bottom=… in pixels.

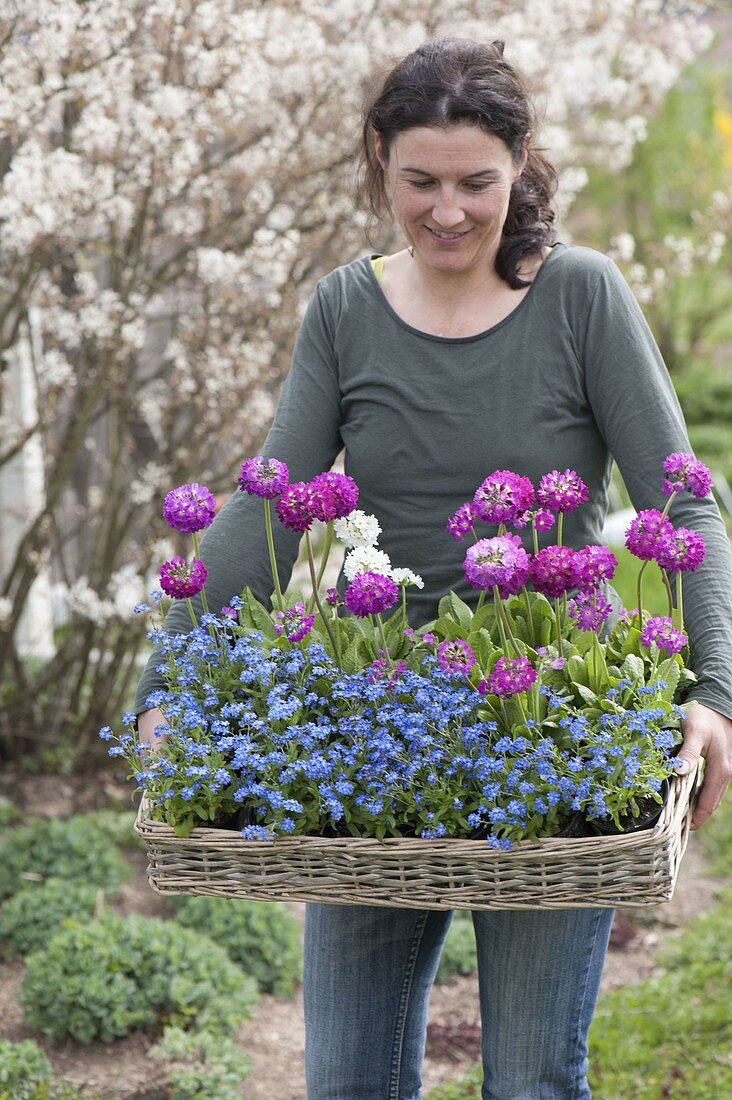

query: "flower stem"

left=185, top=598, right=199, bottom=631
left=314, top=522, right=334, bottom=596
left=557, top=513, right=564, bottom=547
left=263, top=501, right=285, bottom=612
left=492, top=587, right=521, bottom=657
left=676, top=572, right=684, bottom=633
left=191, top=533, right=210, bottom=615
left=636, top=560, right=648, bottom=632
left=660, top=568, right=674, bottom=619
left=376, top=614, right=392, bottom=668
left=305, top=531, right=338, bottom=654
left=531, top=518, right=540, bottom=557
left=554, top=598, right=564, bottom=656
left=523, top=590, right=535, bottom=640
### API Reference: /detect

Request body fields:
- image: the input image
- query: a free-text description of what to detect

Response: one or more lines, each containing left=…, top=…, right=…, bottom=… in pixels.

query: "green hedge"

left=168, top=895, right=302, bottom=996
left=0, top=817, right=129, bottom=901
left=19, top=914, right=259, bottom=1043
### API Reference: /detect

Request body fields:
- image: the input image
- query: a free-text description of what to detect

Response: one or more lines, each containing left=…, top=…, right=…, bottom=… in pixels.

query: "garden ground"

left=0, top=770, right=726, bottom=1100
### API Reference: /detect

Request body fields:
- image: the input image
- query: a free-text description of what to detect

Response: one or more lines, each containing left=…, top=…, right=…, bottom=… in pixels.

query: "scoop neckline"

left=366, top=242, right=566, bottom=344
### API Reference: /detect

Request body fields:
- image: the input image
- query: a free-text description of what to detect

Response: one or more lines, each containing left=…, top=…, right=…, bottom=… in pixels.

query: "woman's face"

left=375, top=123, right=527, bottom=276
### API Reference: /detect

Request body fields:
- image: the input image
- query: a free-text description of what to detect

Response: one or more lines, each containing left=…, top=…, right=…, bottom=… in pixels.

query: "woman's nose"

left=432, top=191, right=465, bottom=229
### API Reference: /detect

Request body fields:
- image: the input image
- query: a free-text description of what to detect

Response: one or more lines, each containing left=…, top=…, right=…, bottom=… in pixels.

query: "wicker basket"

left=134, top=766, right=699, bottom=910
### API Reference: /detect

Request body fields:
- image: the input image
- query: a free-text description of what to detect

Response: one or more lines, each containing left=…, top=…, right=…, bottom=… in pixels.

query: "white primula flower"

left=334, top=510, right=381, bottom=548
left=390, top=568, right=424, bottom=589
left=343, top=547, right=392, bottom=582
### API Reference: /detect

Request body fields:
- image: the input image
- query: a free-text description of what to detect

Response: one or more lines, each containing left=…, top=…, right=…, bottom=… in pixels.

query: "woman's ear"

left=516, top=131, right=531, bottom=177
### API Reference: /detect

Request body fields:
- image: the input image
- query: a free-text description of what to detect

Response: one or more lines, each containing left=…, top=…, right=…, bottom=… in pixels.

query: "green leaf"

left=444, top=592, right=473, bottom=631
left=241, top=588, right=278, bottom=640
left=434, top=616, right=465, bottom=641
left=567, top=655, right=589, bottom=687
left=621, top=653, right=646, bottom=683
left=575, top=684, right=599, bottom=706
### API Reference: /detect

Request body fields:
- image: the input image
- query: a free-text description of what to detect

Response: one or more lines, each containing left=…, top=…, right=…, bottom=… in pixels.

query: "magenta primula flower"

left=276, top=482, right=316, bottom=532
left=534, top=509, right=556, bottom=532
left=573, top=545, right=618, bottom=588
left=487, top=656, right=537, bottom=697
left=529, top=546, right=579, bottom=598
left=273, top=602, right=316, bottom=643
left=447, top=502, right=476, bottom=541
left=463, top=534, right=530, bottom=591
left=472, top=470, right=535, bottom=525
left=309, top=471, right=359, bottom=522
left=437, top=639, right=476, bottom=675
left=662, top=453, right=712, bottom=500
left=237, top=456, right=290, bottom=499
left=655, top=528, right=706, bottom=574
left=163, top=483, right=216, bottom=533
left=568, top=589, right=613, bottom=632
left=344, top=571, right=399, bottom=617
left=537, top=469, right=588, bottom=514
left=640, top=616, right=688, bottom=655
left=159, top=557, right=208, bottom=599
left=624, top=509, right=675, bottom=562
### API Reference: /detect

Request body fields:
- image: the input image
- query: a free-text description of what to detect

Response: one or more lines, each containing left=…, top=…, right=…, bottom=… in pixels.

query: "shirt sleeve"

left=582, top=257, right=732, bottom=720
left=133, top=281, right=344, bottom=714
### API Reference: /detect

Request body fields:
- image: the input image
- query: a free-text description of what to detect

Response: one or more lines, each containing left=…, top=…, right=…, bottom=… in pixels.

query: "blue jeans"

left=304, top=904, right=615, bottom=1100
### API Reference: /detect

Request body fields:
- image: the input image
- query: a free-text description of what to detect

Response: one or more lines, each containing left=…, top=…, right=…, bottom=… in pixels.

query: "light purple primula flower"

left=463, top=534, right=530, bottom=591
left=437, top=639, right=476, bottom=675
left=624, top=509, right=675, bottom=563
left=274, top=602, right=316, bottom=643
left=237, top=456, right=289, bottom=499
left=574, top=545, right=618, bottom=587
left=472, top=470, right=535, bottom=525
left=568, top=589, right=613, bottom=632
left=537, top=469, right=588, bottom=514
left=163, top=483, right=216, bottom=533
left=662, top=452, right=712, bottom=500
left=655, top=528, right=706, bottom=574
left=447, top=502, right=476, bottom=541
left=640, top=616, right=688, bottom=656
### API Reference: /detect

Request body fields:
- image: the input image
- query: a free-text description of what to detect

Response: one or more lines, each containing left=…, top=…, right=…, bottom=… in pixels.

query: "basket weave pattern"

left=134, top=766, right=699, bottom=910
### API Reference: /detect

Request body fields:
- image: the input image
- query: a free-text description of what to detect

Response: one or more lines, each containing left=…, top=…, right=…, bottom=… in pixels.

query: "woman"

left=137, top=38, right=732, bottom=1099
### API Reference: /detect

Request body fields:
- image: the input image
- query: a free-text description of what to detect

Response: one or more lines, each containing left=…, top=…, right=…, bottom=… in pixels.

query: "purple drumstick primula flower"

left=487, top=656, right=537, bottom=697
left=472, top=470, right=535, bottom=525
left=273, top=602, right=316, bottom=643
left=534, top=509, right=556, bottom=531
left=343, top=571, right=399, bottom=617
left=573, top=545, right=618, bottom=588
left=237, top=456, right=290, bottom=499
left=276, top=481, right=317, bottom=532
left=163, top=483, right=216, bottom=533
left=529, top=546, right=579, bottom=598
left=537, top=469, right=588, bottom=514
left=655, top=528, right=706, bottom=573
left=568, top=589, right=613, bottom=632
left=309, top=471, right=359, bottom=522
left=159, top=557, right=208, bottom=599
left=662, top=453, right=712, bottom=500
left=624, top=509, right=675, bottom=562
left=221, top=605, right=237, bottom=619
left=447, top=502, right=476, bottom=541
left=640, top=616, right=688, bottom=655
left=463, top=534, right=530, bottom=591
left=437, top=639, right=476, bottom=675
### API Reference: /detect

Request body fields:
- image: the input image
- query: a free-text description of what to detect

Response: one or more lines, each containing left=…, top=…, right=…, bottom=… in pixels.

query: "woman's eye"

left=407, top=180, right=490, bottom=191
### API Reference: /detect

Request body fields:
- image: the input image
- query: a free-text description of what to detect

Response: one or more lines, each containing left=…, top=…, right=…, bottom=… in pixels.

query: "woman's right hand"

left=137, top=707, right=169, bottom=756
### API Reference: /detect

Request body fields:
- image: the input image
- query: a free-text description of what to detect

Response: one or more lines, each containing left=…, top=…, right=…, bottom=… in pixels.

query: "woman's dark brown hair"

left=356, top=37, right=558, bottom=289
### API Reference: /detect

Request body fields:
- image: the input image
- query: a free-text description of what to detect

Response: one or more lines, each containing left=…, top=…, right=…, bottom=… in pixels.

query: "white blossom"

left=391, top=568, right=424, bottom=589
left=343, top=547, right=393, bottom=582
left=334, top=510, right=382, bottom=549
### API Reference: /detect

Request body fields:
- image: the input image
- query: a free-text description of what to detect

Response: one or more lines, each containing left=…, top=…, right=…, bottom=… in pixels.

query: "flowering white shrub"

left=0, top=0, right=714, bottom=761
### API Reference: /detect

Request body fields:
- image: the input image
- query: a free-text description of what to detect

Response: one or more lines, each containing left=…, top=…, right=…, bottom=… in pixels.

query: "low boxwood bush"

left=19, top=914, right=259, bottom=1044
left=168, top=895, right=302, bottom=996
left=77, top=810, right=141, bottom=851
left=0, top=817, right=130, bottom=901
left=436, top=911, right=478, bottom=983
left=150, top=1026, right=250, bottom=1100
left=0, top=796, right=20, bottom=829
left=0, top=878, right=118, bottom=960
left=0, top=1039, right=88, bottom=1100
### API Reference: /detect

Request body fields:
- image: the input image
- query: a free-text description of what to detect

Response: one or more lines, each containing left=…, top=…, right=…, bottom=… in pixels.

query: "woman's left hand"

left=676, top=702, right=732, bottom=829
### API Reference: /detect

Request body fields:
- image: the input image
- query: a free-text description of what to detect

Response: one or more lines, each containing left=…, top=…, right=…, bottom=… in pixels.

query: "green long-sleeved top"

left=135, top=243, right=732, bottom=719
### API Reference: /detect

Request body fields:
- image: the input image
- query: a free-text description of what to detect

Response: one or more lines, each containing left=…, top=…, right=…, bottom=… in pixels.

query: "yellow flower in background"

left=713, top=106, right=732, bottom=168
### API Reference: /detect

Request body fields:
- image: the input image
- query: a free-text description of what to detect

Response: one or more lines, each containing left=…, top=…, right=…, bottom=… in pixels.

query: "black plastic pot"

left=586, top=778, right=671, bottom=837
